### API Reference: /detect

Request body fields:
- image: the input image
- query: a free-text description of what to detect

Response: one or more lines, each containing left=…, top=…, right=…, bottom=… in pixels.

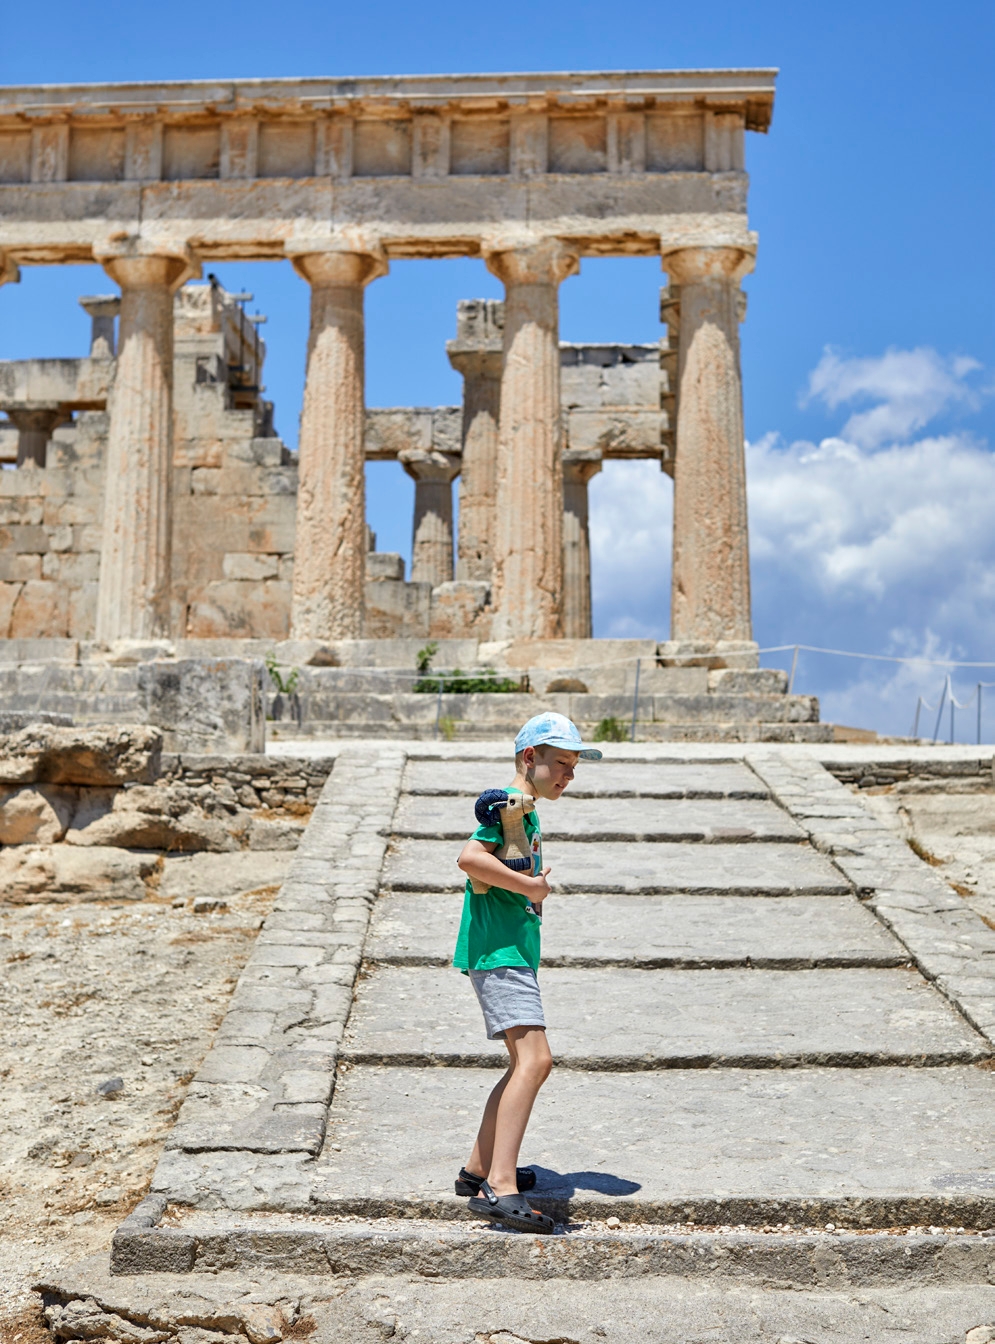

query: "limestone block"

left=367, top=553, right=405, bottom=582
left=0, top=523, right=49, bottom=552
left=709, top=667, right=789, bottom=694
left=65, top=784, right=241, bottom=852
left=159, top=850, right=292, bottom=903
left=0, top=553, right=41, bottom=582
left=0, top=499, right=43, bottom=526
left=9, top=579, right=69, bottom=637
left=41, top=550, right=100, bottom=584
left=0, top=724, right=162, bottom=785
left=0, top=582, right=21, bottom=637
left=191, top=468, right=221, bottom=495
left=67, top=581, right=98, bottom=639
left=136, top=658, right=266, bottom=753
left=429, top=581, right=492, bottom=640
left=222, top=553, right=280, bottom=581
left=0, top=784, right=76, bottom=844
left=364, top=579, right=431, bottom=640
left=224, top=437, right=286, bottom=468
left=185, top=580, right=291, bottom=639
left=43, top=498, right=98, bottom=527
left=0, top=843, right=157, bottom=903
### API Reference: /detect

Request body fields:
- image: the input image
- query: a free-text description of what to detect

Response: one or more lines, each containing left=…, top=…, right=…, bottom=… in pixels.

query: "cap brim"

left=541, top=736, right=603, bottom=760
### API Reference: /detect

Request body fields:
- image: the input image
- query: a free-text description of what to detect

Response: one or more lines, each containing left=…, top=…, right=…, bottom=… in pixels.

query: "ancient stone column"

left=662, top=245, right=755, bottom=648
left=93, top=244, right=198, bottom=642
left=483, top=238, right=579, bottom=640
left=446, top=299, right=503, bottom=583
left=79, top=294, right=121, bottom=358
left=288, top=245, right=387, bottom=641
left=561, top=447, right=603, bottom=639
left=400, top=447, right=461, bottom=586
left=8, top=407, right=64, bottom=468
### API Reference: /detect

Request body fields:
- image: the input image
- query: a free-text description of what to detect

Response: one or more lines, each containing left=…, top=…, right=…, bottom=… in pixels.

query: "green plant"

left=416, top=641, right=439, bottom=675
left=265, top=651, right=300, bottom=696
left=414, top=668, right=525, bottom=694
left=438, top=715, right=458, bottom=742
left=593, top=716, right=628, bottom=743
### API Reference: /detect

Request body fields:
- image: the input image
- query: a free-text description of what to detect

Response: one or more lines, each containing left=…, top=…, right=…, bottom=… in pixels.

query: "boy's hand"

left=528, top=866, right=552, bottom=907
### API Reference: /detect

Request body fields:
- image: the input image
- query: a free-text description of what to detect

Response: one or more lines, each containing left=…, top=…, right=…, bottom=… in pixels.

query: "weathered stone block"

left=222, top=552, right=279, bottom=581
left=429, top=580, right=491, bottom=639
left=0, top=553, right=41, bottom=582
left=0, top=843, right=158, bottom=902
left=0, top=783, right=76, bottom=844
left=185, top=580, right=291, bottom=639
left=0, top=723, right=161, bottom=785
left=9, top=579, right=68, bottom=637
left=137, top=658, right=266, bottom=753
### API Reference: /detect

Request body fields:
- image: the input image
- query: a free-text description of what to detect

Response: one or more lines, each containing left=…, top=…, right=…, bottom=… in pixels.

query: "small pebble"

left=96, top=1077, right=124, bottom=1096
left=605, top=1216, right=621, bottom=1228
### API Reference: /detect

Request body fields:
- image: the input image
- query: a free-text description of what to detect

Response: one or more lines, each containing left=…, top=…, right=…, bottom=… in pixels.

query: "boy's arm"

left=457, top=839, right=551, bottom=903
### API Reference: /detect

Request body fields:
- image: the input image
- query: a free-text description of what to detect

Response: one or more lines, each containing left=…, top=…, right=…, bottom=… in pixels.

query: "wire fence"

left=759, top=644, right=995, bottom=744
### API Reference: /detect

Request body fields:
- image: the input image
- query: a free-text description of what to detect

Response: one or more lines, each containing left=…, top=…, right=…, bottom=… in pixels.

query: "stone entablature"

left=0, top=71, right=772, bottom=269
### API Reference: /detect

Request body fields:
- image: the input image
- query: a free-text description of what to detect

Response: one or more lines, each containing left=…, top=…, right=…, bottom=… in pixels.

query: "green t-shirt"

left=453, top=790, right=542, bottom=973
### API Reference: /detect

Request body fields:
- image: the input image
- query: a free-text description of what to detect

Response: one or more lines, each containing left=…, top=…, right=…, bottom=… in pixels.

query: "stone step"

left=392, top=794, right=805, bottom=842
left=341, top=967, right=987, bottom=1068
left=270, top=718, right=834, bottom=744
left=313, top=1064, right=995, bottom=1225
left=384, top=837, right=851, bottom=894
left=273, top=690, right=822, bottom=726
left=402, top=758, right=769, bottom=798
left=109, top=1212, right=995, bottom=1289
left=365, top=892, right=908, bottom=969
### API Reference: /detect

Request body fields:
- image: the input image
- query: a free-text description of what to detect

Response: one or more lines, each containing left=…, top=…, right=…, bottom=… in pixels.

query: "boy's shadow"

left=529, top=1164, right=641, bottom=1197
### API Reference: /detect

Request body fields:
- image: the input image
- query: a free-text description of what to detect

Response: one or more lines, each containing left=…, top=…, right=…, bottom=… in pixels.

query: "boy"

left=453, top=712, right=602, bottom=1233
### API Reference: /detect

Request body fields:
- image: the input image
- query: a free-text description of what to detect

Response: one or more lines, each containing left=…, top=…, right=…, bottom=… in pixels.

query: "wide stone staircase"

left=47, top=745, right=995, bottom=1342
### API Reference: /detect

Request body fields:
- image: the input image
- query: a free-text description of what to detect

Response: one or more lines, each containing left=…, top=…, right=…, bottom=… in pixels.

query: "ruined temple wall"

left=0, top=414, right=106, bottom=639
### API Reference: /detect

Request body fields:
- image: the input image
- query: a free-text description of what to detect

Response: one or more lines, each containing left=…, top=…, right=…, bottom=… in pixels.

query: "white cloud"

left=589, top=346, right=995, bottom=735
left=804, top=346, right=983, bottom=448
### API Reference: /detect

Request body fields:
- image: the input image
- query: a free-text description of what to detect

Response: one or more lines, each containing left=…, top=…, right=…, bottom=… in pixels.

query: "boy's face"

left=524, top=744, right=579, bottom=799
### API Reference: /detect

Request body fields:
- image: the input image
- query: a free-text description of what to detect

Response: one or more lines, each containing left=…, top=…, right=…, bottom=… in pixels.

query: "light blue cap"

left=514, top=712, right=602, bottom=760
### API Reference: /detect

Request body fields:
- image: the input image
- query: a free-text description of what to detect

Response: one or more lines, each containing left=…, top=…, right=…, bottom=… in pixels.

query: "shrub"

left=593, top=716, right=628, bottom=743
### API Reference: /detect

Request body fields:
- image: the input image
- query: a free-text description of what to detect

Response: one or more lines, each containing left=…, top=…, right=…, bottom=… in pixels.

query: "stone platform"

left=0, top=636, right=833, bottom=746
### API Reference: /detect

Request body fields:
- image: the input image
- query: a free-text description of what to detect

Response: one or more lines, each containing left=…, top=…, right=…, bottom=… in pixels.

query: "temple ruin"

left=0, top=68, right=828, bottom=742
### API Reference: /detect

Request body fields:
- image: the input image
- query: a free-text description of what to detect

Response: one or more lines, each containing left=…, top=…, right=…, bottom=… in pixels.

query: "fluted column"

left=400, top=447, right=461, bottom=586
left=8, top=407, right=64, bottom=468
left=446, top=299, right=503, bottom=583
left=483, top=238, right=579, bottom=639
left=93, top=244, right=198, bottom=642
left=79, top=294, right=121, bottom=358
left=562, top=447, right=603, bottom=639
left=662, top=245, right=754, bottom=647
left=288, top=245, right=387, bottom=640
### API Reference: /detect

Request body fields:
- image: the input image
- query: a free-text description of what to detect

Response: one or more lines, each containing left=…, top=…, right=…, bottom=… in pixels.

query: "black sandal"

left=465, top=1179, right=555, bottom=1234
left=455, top=1165, right=536, bottom=1197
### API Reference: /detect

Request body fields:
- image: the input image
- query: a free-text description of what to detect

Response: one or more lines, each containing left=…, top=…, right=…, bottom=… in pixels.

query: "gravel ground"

left=0, top=878, right=283, bottom=1333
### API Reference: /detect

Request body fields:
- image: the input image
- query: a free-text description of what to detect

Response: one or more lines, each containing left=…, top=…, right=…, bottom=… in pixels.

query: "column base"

left=658, top=639, right=759, bottom=670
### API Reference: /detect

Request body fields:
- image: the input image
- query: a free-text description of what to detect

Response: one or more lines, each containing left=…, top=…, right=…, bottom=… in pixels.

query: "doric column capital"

left=94, top=236, right=200, bottom=292
left=562, top=446, right=604, bottom=486
left=7, top=405, right=66, bottom=433
left=482, top=235, right=580, bottom=287
left=287, top=235, right=388, bottom=288
left=660, top=243, right=756, bottom=287
left=399, top=447, right=461, bottom=484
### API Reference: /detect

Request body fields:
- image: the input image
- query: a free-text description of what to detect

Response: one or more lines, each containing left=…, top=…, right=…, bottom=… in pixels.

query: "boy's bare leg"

left=464, top=1066, right=513, bottom=1179
left=485, top=1025, right=553, bottom=1196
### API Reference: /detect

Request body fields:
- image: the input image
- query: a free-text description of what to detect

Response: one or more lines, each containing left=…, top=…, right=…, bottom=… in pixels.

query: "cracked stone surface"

left=365, top=891, right=905, bottom=967
left=385, top=836, right=850, bottom=894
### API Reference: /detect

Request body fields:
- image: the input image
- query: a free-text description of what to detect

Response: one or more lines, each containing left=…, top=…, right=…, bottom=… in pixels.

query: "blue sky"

left=1, top=1, right=993, bottom=736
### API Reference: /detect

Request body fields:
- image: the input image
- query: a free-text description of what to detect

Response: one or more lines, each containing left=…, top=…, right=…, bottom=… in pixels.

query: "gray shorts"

left=468, top=965, right=546, bottom=1041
